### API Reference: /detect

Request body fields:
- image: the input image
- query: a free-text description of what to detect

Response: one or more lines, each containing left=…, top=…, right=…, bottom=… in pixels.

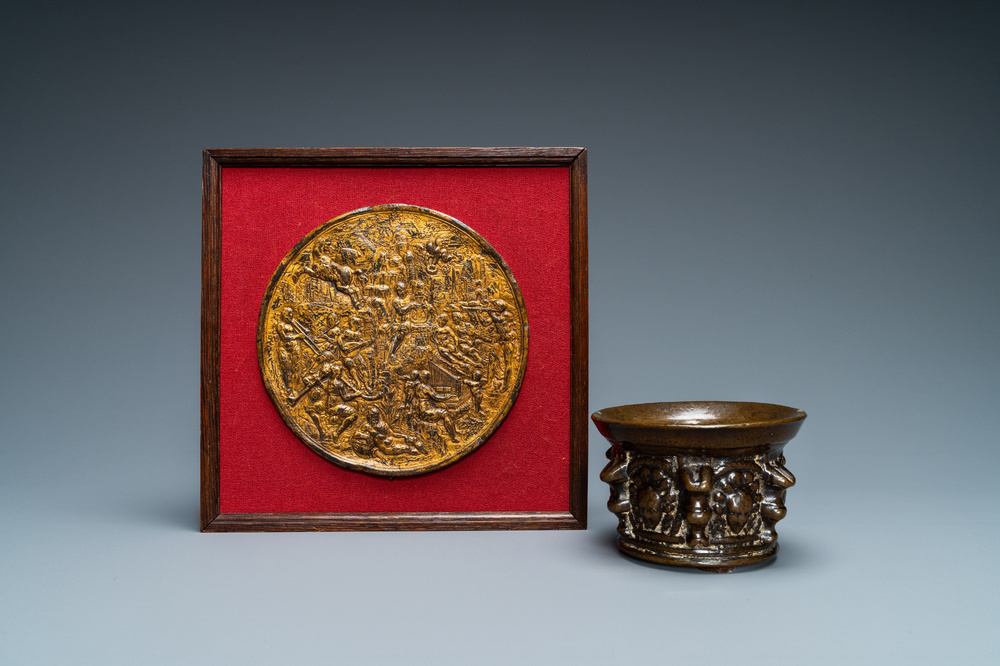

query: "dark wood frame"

left=201, top=147, right=588, bottom=531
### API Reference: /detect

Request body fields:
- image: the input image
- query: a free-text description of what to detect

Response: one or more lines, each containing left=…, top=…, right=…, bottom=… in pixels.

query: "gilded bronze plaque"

left=258, top=204, right=529, bottom=477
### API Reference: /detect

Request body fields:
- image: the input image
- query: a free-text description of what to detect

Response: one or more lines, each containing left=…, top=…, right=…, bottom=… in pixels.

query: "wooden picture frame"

left=201, top=147, right=587, bottom=531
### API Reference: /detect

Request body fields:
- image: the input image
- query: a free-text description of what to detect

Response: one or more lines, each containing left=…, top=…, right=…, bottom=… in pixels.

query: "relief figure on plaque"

left=413, top=370, right=459, bottom=443
left=277, top=307, right=304, bottom=399
left=300, top=242, right=361, bottom=307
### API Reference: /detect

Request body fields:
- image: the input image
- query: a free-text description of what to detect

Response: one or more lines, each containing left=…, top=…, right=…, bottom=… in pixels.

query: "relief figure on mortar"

left=601, top=451, right=798, bottom=552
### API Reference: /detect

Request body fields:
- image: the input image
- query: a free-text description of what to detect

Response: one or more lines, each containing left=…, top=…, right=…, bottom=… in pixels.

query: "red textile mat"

left=220, top=167, right=571, bottom=513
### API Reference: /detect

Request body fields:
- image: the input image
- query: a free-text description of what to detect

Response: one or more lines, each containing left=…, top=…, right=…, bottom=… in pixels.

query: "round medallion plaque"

left=258, top=204, right=529, bottom=477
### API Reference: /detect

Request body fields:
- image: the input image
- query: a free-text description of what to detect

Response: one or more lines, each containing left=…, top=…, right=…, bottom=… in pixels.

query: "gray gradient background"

left=2, top=1, right=997, bottom=663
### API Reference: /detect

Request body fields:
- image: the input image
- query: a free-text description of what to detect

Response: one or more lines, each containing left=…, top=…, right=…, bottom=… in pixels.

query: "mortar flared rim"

left=591, top=401, right=806, bottom=430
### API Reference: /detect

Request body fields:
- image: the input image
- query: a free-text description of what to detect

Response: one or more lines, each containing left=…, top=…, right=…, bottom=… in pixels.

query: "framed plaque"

left=201, top=147, right=587, bottom=531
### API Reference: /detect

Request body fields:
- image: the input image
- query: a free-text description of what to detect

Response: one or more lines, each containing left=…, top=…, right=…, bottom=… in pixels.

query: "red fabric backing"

left=220, top=167, right=571, bottom=513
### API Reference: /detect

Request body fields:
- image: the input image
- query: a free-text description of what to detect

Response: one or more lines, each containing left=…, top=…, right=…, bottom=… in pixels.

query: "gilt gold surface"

left=258, top=204, right=529, bottom=477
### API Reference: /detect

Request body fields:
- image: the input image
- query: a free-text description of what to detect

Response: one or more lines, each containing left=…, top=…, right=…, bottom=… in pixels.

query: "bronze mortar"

left=592, top=402, right=805, bottom=572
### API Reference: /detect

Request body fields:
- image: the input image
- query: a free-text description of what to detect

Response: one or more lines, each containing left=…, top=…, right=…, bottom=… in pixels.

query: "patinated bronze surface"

left=592, top=402, right=805, bottom=572
left=258, top=204, right=529, bottom=477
